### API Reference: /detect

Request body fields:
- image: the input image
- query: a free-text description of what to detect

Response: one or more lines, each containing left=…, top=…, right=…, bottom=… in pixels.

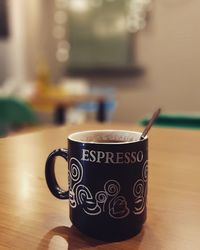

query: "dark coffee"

left=92, top=140, right=125, bottom=143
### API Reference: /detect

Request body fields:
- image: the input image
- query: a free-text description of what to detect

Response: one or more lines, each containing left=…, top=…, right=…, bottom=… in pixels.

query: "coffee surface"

left=91, top=140, right=125, bottom=143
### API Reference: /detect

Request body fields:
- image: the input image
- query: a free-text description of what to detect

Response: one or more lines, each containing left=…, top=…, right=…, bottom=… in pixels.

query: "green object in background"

left=0, top=97, right=38, bottom=136
left=139, top=113, right=200, bottom=130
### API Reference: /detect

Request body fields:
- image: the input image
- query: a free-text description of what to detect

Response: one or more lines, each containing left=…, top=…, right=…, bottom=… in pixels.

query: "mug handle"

left=45, top=148, right=69, bottom=199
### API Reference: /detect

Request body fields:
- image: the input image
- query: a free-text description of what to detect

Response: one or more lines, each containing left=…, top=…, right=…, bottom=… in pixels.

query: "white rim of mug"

left=68, top=130, right=147, bottom=145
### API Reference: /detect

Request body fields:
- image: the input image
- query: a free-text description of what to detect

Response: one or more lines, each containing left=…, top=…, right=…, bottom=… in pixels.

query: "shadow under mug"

left=45, top=130, right=148, bottom=242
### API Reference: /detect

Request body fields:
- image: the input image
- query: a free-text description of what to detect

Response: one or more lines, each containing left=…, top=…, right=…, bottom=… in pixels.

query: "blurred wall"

left=0, top=41, right=10, bottom=84
left=23, top=0, right=64, bottom=82
left=0, top=0, right=63, bottom=84
left=0, top=0, right=28, bottom=84
left=1, top=0, right=200, bottom=122
left=114, top=0, right=200, bottom=122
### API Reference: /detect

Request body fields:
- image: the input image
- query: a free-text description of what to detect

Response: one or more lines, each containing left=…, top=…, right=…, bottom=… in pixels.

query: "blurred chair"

left=79, top=86, right=116, bottom=122
left=0, top=97, right=38, bottom=136
left=77, top=98, right=116, bottom=122
left=66, top=86, right=117, bottom=123
left=139, top=113, right=200, bottom=129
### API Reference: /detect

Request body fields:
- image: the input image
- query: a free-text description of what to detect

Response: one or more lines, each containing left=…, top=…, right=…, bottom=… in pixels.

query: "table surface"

left=0, top=123, right=200, bottom=250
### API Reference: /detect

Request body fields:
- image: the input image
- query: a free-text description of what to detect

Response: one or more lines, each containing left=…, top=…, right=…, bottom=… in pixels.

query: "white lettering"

left=137, top=151, right=144, bottom=162
left=96, top=151, right=105, bottom=163
left=116, top=152, right=124, bottom=164
left=81, top=149, right=90, bottom=161
left=105, top=152, right=115, bottom=163
left=90, top=150, right=96, bottom=162
left=81, top=149, right=145, bottom=165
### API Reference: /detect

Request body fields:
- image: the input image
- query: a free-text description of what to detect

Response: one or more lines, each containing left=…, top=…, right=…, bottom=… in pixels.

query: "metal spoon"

left=140, top=108, right=161, bottom=140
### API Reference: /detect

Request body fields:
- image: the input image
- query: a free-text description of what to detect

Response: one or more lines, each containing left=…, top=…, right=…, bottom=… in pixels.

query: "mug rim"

left=68, top=129, right=147, bottom=145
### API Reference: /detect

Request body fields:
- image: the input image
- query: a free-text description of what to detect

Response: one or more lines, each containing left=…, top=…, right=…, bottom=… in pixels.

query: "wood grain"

left=0, top=122, right=200, bottom=249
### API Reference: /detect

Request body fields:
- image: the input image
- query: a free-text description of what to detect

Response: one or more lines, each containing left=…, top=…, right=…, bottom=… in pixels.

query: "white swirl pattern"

left=76, top=185, right=101, bottom=215
left=95, top=191, right=107, bottom=204
left=109, top=195, right=130, bottom=219
left=69, top=158, right=101, bottom=215
left=95, top=191, right=107, bottom=212
left=68, top=157, right=130, bottom=219
left=68, top=158, right=83, bottom=208
left=142, top=160, right=148, bottom=182
left=103, top=180, right=130, bottom=219
left=104, top=180, right=120, bottom=196
left=133, top=160, right=148, bottom=215
left=69, top=158, right=83, bottom=182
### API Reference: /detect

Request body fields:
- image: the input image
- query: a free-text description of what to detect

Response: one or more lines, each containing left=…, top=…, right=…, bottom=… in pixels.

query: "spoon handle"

left=140, top=108, right=161, bottom=140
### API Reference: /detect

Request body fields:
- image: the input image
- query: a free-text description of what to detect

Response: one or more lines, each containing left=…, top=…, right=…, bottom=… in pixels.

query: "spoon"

left=140, top=108, right=161, bottom=140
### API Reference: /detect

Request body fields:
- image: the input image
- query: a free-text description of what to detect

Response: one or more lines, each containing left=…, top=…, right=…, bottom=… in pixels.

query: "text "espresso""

left=81, top=149, right=144, bottom=164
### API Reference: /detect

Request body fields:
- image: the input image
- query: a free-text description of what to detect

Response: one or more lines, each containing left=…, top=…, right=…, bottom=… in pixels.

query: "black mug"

left=45, top=130, right=148, bottom=242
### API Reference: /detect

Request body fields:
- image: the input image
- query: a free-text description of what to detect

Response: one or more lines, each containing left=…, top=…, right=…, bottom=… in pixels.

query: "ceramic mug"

left=45, top=130, right=148, bottom=241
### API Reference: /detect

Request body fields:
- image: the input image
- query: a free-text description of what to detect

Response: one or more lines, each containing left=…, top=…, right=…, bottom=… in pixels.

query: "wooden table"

left=0, top=123, right=200, bottom=249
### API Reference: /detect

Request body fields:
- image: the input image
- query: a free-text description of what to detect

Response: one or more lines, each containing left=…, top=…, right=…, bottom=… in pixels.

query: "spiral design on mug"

left=133, top=179, right=144, bottom=198
left=69, top=190, right=76, bottom=208
left=104, top=180, right=120, bottom=197
left=95, top=191, right=107, bottom=204
left=75, top=184, right=101, bottom=215
left=69, top=157, right=83, bottom=182
left=109, top=195, right=130, bottom=219
left=76, top=184, right=92, bottom=205
left=142, top=160, right=148, bottom=182
left=133, top=164, right=147, bottom=215
left=133, top=196, right=145, bottom=215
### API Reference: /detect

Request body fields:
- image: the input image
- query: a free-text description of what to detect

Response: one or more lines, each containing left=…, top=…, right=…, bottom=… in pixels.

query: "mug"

left=45, top=130, right=148, bottom=242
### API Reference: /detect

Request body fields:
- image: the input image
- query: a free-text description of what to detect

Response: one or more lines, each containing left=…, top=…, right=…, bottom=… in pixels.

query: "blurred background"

left=0, top=0, right=200, bottom=136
